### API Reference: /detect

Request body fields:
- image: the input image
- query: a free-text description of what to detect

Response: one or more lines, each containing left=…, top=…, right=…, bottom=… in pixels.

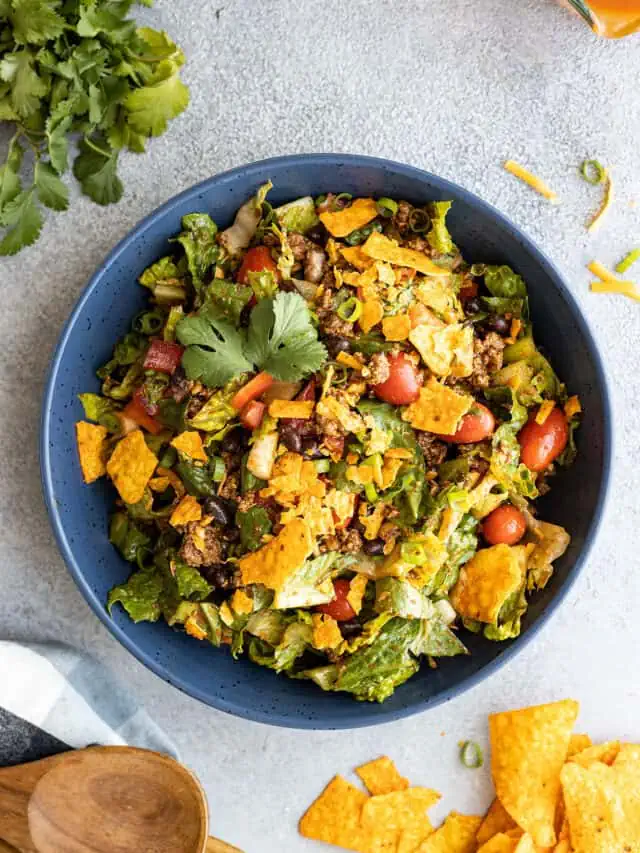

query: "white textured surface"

left=1, top=1, right=640, bottom=850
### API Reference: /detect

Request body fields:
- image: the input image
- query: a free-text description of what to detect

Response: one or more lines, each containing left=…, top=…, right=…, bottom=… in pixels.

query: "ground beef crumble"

left=367, top=352, right=390, bottom=385
left=180, top=523, right=225, bottom=567
left=218, top=473, right=240, bottom=501
left=416, top=431, right=448, bottom=467
left=469, top=332, right=505, bottom=388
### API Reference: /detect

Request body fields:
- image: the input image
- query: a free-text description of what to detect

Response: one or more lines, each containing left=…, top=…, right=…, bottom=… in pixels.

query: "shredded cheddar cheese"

left=504, top=160, right=559, bottom=204
left=564, top=396, right=582, bottom=419
left=535, top=400, right=556, bottom=425
left=588, top=260, right=640, bottom=303
left=587, top=169, right=613, bottom=232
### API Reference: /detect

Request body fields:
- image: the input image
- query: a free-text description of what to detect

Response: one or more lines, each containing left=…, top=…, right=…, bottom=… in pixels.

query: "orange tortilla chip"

left=356, top=757, right=409, bottom=796
left=476, top=799, right=518, bottom=846
left=560, top=761, right=621, bottom=853
left=170, top=494, right=202, bottom=527
left=489, top=699, right=579, bottom=848
left=341, top=244, right=375, bottom=270
left=148, top=476, right=171, bottom=492
left=567, top=733, right=592, bottom=757
left=230, top=589, right=253, bottom=615
left=337, top=351, right=365, bottom=371
left=311, top=613, right=342, bottom=650
left=171, top=430, right=207, bottom=462
left=238, top=518, right=314, bottom=590
left=75, top=421, right=108, bottom=483
left=299, top=775, right=375, bottom=853
left=360, top=298, right=384, bottom=333
left=416, top=811, right=482, bottom=853
left=362, top=232, right=450, bottom=277
left=476, top=834, right=519, bottom=853
left=382, top=314, right=411, bottom=341
left=401, top=378, right=472, bottom=435
left=568, top=741, right=620, bottom=768
left=346, top=574, right=369, bottom=616
left=268, top=399, right=314, bottom=419
left=319, top=198, right=379, bottom=238
left=450, top=544, right=527, bottom=625
left=106, top=429, right=158, bottom=505
left=362, top=788, right=440, bottom=851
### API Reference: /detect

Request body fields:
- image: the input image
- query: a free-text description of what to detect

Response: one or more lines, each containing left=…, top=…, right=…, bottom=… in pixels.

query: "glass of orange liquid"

left=561, top=0, right=640, bottom=37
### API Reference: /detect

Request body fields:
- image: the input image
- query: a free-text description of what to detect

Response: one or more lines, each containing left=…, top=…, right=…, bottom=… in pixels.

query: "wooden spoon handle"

left=206, top=838, right=243, bottom=853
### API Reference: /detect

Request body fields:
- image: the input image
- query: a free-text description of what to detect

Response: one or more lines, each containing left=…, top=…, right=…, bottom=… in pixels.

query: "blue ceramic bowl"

left=41, top=155, right=611, bottom=729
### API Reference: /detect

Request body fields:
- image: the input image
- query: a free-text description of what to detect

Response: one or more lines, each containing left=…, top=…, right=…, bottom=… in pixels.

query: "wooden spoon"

left=0, top=747, right=242, bottom=853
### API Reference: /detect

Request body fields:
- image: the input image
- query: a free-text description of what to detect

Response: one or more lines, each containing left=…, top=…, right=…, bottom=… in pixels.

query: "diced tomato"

left=482, top=504, right=527, bottom=546
left=143, top=339, right=184, bottom=374
left=373, top=353, right=421, bottom=405
left=231, top=372, right=274, bottom=411
left=518, top=407, right=568, bottom=472
left=121, top=390, right=163, bottom=435
left=441, top=403, right=495, bottom=444
left=459, top=279, right=479, bottom=300
left=237, top=246, right=278, bottom=284
left=315, top=579, right=356, bottom=622
left=240, top=400, right=266, bottom=430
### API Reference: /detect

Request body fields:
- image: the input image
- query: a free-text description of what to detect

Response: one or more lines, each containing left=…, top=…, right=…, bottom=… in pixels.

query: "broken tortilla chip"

left=311, top=613, right=343, bottom=650
left=476, top=799, right=518, bottom=846
left=341, top=244, right=375, bottom=270
left=268, top=399, right=315, bottom=419
left=238, top=518, right=314, bottom=591
left=75, top=421, right=108, bottom=483
left=567, top=733, right=592, bottom=757
left=382, top=313, right=412, bottom=341
left=356, top=757, right=409, bottom=796
left=450, top=544, right=528, bottom=625
left=299, top=775, right=377, bottom=853
left=362, top=788, right=440, bottom=851
left=360, top=298, right=384, bottom=333
left=170, top=494, right=202, bottom=528
left=560, top=761, right=622, bottom=853
left=319, top=198, right=379, bottom=238
left=416, top=811, right=482, bottom=853
left=106, top=429, right=158, bottom=505
left=489, top=699, right=579, bottom=848
left=170, top=430, right=207, bottom=462
left=568, top=741, right=620, bottom=768
left=362, top=231, right=450, bottom=277
left=401, top=377, right=472, bottom=435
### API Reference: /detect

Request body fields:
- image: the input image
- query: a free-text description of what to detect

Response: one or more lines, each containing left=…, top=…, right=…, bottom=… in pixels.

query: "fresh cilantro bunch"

left=177, top=291, right=328, bottom=386
left=0, top=0, right=189, bottom=255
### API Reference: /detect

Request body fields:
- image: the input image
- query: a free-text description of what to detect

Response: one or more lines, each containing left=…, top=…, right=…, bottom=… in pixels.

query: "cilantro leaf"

left=0, top=140, right=24, bottom=213
left=246, top=291, right=328, bottom=382
left=35, top=160, right=69, bottom=210
left=0, top=189, right=43, bottom=255
left=9, top=0, right=66, bottom=45
left=0, top=49, right=48, bottom=118
left=73, top=137, right=123, bottom=205
left=46, top=113, right=72, bottom=173
left=177, top=316, right=253, bottom=387
left=124, top=70, right=189, bottom=137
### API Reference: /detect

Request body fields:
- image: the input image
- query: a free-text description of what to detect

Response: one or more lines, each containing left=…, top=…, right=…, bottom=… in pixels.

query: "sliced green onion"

left=364, top=482, right=378, bottom=503
left=616, top=249, right=640, bottom=275
left=345, top=220, right=383, bottom=246
left=469, top=263, right=486, bottom=277
left=211, top=456, right=226, bottom=483
left=314, top=194, right=327, bottom=206
left=377, top=197, right=398, bottom=217
left=314, top=458, right=331, bottom=474
left=400, top=541, right=427, bottom=565
left=459, top=740, right=483, bottom=769
left=580, top=159, right=606, bottom=186
left=333, top=192, right=353, bottom=210
left=337, top=297, right=363, bottom=323
left=409, top=208, right=430, bottom=233
left=133, top=310, right=165, bottom=335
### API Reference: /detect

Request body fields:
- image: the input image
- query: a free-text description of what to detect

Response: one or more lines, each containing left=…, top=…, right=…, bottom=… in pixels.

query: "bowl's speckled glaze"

left=41, top=154, right=611, bottom=729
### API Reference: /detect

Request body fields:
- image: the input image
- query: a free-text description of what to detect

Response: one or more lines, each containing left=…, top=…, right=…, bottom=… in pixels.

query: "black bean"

left=484, top=314, right=511, bottom=336
left=221, top=427, right=249, bottom=455
left=463, top=297, right=482, bottom=316
left=325, top=335, right=352, bottom=358
left=306, top=222, right=329, bottom=246
left=201, top=563, right=238, bottom=591
left=350, top=515, right=366, bottom=535
left=202, top=496, right=235, bottom=526
left=279, top=424, right=303, bottom=453
left=301, top=435, right=323, bottom=459
left=340, top=618, right=362, bottom=640
left=362, top=538, right=385, bottom=556
left=224, top=527, right=241, bottom=544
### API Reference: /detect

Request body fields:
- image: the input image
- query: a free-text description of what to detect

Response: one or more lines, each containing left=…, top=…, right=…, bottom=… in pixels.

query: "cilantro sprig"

left=177, top=291, right=328, bottom=386
left=0, top=0, right=189, bottom=255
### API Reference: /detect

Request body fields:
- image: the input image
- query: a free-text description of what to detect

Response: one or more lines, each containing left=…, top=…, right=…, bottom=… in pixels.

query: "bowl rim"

left=40, top=153, right=612, bottom=729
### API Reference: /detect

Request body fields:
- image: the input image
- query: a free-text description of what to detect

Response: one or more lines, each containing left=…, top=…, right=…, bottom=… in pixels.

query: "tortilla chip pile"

left=300, top=699, right=640, bottom=853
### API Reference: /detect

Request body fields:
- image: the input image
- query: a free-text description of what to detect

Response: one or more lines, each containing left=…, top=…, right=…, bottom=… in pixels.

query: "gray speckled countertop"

left=1, top=1, right=639, bottom=850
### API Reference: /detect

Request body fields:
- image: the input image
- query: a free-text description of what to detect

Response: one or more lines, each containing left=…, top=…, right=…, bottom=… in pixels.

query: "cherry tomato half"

left=315, top=579, right=356, bottom=622
left=482, top=504, right=527, bottom=546
left=373, top=353, right=421, bottom=405
left=236, top=246, right=278, bottom=284
left=518, top=407, right=568, bottom=472
left=441, top=403, right=495, bottom=444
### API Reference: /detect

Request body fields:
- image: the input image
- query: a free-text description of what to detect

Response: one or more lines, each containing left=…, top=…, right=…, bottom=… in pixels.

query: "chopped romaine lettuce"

left=201, top=279, right=252, bottom=324
left=484, top=583, right=527, bottom=641
left=274, top=196, right=319, bottom=234
left=187, top=377, right=242, bottom=433
left=273, top=553, right=343, bottom=610
left=109, top=512, right=150, bottom=565
left=78, top=393, right=121, bottom=432
left=236, top=506, right=272, bottom=553
left=172, top=558, right=213, bottom=600
left=409, top=617, right=469, bottom=657
left=427, top=201, right=455, bottom=255
left=174, top=213, right=219, bottom=294
left=107, top=567, right=164, bottom=623
left=247, top=270, right=278, bottom=300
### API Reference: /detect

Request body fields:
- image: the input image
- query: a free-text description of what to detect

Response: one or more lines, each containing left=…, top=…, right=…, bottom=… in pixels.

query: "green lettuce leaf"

left=202, top=278, right=252, bottom=324
left=187, top=377, right=242, bottom=433
left=484, top=583, right=527, bottom=641
left=410, top=618, right=468, bottom=657
left=491, top=425, right=538, bottom=499
left=172, top=558, right=213, bottom=600
left=78, top=392, right=121, bottom=431
left=273, top=553, right=344, bottom=610
left=247, top=269, right=278, bottom=301
left=247, top=614, right=313, bottom=673
left=236, top=506, right=272, bottom=553
left=375, top=577, right=429, bottom=619
left=107, top=567, right=164, bottom=622
left=427, top=201, right=455, bottom=255
left=274, top=196, right=319, bottom=234
left=109, top=512, right=150, bottom=564
left=174, top=213, right=219, bottom=294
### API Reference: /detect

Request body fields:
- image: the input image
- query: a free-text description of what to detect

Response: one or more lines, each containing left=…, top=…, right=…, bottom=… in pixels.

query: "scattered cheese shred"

left=564, top=396, right=582, bottom=419
left=535, top=400, right=555, bottom=425
left=587, top=169, right=613, bottom=232
left=504, top=160, right=559, bottom=204
left=588, top=260, right=640, bottom=303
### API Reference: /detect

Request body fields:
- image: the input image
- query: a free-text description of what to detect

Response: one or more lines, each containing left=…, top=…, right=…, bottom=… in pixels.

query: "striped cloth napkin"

left=0, top=641, right=177, bottom=767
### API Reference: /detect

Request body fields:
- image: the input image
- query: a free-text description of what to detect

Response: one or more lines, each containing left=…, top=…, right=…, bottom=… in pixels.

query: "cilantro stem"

left=82, top=136, right=112, bottom=160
